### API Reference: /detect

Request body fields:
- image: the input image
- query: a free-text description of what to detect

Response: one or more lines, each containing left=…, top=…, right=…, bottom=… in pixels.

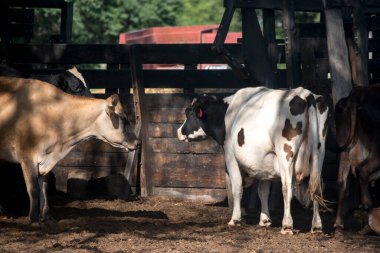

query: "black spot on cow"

left=282, top=119, right=303, bottom=141
left=289, top=95, right=307, bottom=115
left=238, top=128, right=245, bottom=147
left=284, top=144, right=294, bottom=161
left=306, top=94, right=316, bottom=108
left=316, top=96, right=327, bottom=114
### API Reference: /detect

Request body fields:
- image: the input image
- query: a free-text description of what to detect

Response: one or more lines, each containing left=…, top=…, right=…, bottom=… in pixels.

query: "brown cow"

left=0, top=76, right=139, bottom=223
left=334, top=84, right=380, bottom=231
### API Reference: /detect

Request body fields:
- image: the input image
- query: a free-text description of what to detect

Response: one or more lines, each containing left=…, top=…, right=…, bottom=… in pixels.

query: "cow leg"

left=258, top=180, right=271, bottom=227
left=20, top=160, right=40, bottom=224
left=311, top=200, right=323, bottom=233
left=334, top=152, right=351, bottom=230
left=280, top=168, right=293, bottom=234
left=39, top=174, right=54, bottom=221
left=225, top=156, right=243, bottom=226
left=225, top=172, right=233, bottom=210
left=357, top=158, right=378, bottom=210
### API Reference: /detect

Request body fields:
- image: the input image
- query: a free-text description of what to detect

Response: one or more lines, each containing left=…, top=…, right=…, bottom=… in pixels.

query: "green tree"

left=34, top=0, right=182, bottom=43
left=175, top=0, right=241, bottom=31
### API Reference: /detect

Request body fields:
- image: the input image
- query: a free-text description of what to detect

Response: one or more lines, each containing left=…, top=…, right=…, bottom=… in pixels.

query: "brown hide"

left=334, top=83, right=380, bottom=230
left=0, top=76, right=139, bottom=222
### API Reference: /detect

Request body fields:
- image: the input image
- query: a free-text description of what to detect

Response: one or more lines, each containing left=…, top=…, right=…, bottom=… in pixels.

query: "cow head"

left=98, top=94, right=140, bottom=151
left=59, top=66, right=93, bottom=98
left=177, top=94, right=228, bottom=145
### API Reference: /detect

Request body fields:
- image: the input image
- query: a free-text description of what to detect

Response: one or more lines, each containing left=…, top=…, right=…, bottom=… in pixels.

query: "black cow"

left=334, top=84, right=380, bottom=231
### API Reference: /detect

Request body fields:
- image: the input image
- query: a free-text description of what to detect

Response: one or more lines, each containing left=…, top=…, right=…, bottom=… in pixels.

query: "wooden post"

left=323, top=1, right=352, bottom=105
left=129, top=44, right=152, bottom=197
left=283, top=0, right=301, bottom=88
left=106, top=64, right=119, bottom=94
left=242, top=8, right=275, bottom=87
left=351, top=0, right=369, bottom=87
left=263, top=9, right=278, bottom=77
left=60, top=1, right=73, bottom=43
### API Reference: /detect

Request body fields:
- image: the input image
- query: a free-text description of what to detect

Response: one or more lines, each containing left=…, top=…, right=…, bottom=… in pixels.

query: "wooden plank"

left=53, top=69, right=246, bottom=89
left=323, top=3, right=352, bottom=105
left=146, top=93, right=195, bottom=109
left=141, top=44, right=242, bottom=65
left=7, top=23, right=34, bottom=38
left=231, top=0, right=380, bottom=9
left=150, top=138, right=223, bottom=154
left=8, top=0, right=68, bottom=8
left=150, top=108, right=185, bottom=124
left=152, top=187, right=226, bottom=202
left=130, top=44, right=152, bottom=196
left=7, top=8, right=34, bottom=23
left=57, top=151, right=128, bottom=167
left=6, top=44, right=242, bottom=65
left=143, top=70, right=246, bottom=89
left=242, top=8, right=275, bottom=87
left=230, top=0, right=324, bottom=11
left=151, top=153, right=226, bottom=188
left=149, top=123, right=182, bottom=138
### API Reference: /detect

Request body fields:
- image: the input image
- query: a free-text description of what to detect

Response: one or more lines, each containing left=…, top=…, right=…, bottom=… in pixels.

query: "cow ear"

left=197, top=108, right=203, bottom=119
left=107, top=94, right=119, bottom=107
left=106, top=94, right=119, bottom=116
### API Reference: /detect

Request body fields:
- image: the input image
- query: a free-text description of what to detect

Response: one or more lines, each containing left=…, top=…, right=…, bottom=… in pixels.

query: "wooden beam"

left=351, top=1, right=369, bottom=86
left=129, top=45, right=152, bottom=197
left=230, top=0, right=380, bottom=10
left=283, top=0, right=301, bottom=88
left=7, top=0, right=68, bottom=9
left=231, top=0, right=324, bottom=11
left=323, top=1, right=352, bottom=105
left=60, top=1, right=73, bottom=43
left=263, top=9, right=278, bottom=75
left=6, top=44, right=242, bottom=65
left=242, top=9, right=275, bottom=87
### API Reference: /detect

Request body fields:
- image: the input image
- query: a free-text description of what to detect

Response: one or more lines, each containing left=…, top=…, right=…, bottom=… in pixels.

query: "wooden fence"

left=3, top=0, right=380, bottom=203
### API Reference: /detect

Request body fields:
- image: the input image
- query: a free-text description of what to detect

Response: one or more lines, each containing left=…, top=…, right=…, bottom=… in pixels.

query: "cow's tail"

left=307, top=98, right=332, bottom=212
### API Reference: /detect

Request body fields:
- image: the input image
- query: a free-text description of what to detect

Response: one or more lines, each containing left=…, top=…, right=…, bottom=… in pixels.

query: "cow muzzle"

left=125, top=138, right=141, bottom=151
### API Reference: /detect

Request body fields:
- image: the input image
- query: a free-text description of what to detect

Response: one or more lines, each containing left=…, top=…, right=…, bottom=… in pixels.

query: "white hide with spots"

left=223, top=87, right=328, bottom=234
left=177, top=87, right=328, bottom=234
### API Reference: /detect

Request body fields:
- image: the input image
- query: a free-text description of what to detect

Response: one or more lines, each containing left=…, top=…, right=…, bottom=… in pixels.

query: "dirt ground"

left=0, top=195, right=379, bottom=253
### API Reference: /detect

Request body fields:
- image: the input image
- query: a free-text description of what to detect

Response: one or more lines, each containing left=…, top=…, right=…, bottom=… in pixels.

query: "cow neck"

left=202, top=99, right=228, bottom=146
left=61, top=98, right=104, bottom=146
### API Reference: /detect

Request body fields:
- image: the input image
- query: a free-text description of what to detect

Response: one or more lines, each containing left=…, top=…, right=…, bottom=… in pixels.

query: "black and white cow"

left=177, top=87, right=329, bottom=234
left=0, top=64, right=92, bottom=97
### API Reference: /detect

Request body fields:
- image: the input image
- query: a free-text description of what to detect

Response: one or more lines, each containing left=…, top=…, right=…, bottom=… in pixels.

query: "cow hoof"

left=311, top=227, right=323, bottom=234
left=228, top=220, right=241, bottom=226
left=42, top=217, right=57, bottom=225
left=333, top=223, right=344, bottom=230
left=0, top=205, right=6, bottom=216
left=30, top=222, right=41, bottom=229
left=358, top=224, right=372, bottom=235
left=259, top=219, right=272, bottom=227
left=280, top=227, right=293, bottom=235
